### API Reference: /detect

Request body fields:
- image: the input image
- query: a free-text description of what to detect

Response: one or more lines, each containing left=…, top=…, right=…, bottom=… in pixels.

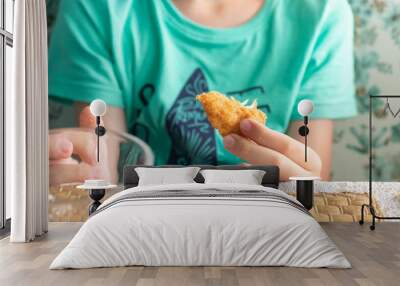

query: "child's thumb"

left=79, top=106, right=98, bottom=128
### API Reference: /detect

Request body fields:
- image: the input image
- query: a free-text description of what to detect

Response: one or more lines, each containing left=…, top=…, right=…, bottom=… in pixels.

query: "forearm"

left=75, top=102, right=127, bottom=132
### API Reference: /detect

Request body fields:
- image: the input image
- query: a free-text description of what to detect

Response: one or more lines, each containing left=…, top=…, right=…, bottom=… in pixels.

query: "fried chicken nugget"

left=196, top=91, right=267, bottom=136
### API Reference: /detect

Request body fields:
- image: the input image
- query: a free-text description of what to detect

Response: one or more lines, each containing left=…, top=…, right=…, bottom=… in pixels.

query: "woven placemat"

left=287, top=192, right=382, bottom=222
left=49, top=186, right=383, bottom=222
left=49, top=185, right=120, bottom=222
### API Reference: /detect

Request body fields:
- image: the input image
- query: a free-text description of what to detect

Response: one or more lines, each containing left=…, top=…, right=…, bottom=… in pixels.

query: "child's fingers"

left=49, top=134, right=73, bottom=160
left=239, top=119, right=321, bottom=172
left=223, top=134, right=315, bottom=181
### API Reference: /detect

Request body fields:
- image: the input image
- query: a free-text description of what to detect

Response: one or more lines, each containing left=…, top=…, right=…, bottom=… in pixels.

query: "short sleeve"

left=290, top=0, right=357, bottom=121
left=48, top=0, right=124, bottom=107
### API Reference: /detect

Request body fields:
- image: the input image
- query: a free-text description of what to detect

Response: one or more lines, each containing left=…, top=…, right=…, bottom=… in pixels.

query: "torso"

left=49, top=0, right=356, bottom=166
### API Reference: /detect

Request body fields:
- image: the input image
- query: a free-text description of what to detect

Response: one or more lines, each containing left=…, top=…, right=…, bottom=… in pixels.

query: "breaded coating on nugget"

left=196, top=91, right=267, bottom=136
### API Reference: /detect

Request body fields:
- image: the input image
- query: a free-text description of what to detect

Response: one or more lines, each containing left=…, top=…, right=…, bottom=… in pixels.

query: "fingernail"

left=240, top=120, right=252, bottom=133
left=223, top=135, right=236, bottom=148
left=59, top=140, right=72, bottom=154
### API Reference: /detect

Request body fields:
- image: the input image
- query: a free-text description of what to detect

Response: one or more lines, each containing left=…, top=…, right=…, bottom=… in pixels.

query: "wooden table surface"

left=0, top=222, right=399, bottom=286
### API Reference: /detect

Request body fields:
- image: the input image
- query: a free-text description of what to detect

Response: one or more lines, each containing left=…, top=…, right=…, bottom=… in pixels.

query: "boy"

left=48, top=0, right=356, bottom=184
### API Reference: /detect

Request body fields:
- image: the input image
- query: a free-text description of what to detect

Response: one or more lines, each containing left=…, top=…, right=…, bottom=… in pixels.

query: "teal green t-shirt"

left=49, top=0, right=357, bottom=165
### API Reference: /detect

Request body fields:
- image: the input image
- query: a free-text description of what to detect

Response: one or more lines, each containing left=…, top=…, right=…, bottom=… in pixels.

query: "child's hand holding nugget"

left=197, top=91, right=322, bottom=181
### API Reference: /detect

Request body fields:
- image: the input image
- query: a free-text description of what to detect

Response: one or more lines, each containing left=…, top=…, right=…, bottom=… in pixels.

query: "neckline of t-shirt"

left=160, top=0, right=278, bottom=44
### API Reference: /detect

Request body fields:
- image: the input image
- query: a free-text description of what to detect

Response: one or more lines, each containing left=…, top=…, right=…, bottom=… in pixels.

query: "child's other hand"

left=49, top=107, right=112, bottom=186
left=223, top=119, right=322, bottom=181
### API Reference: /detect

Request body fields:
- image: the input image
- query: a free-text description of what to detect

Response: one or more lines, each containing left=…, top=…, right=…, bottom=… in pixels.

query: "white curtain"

left=7, top=0, right=48, bottom=242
